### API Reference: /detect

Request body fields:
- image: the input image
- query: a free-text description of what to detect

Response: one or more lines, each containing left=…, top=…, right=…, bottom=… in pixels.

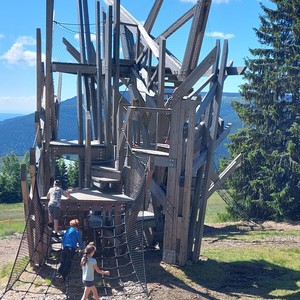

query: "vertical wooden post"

left=85, top=111, right=92, bottom=188
left=193, top=40, right=228, bottom=261
left=21, top=164, right=35, bottom=267
left=163, top=98, right=186, bottom=264
left=104, top=6, right=113, bottom=151
left=96, top=0, right=103, bottom=143
left=112, top=0, right=120, bottom=145
left=44, top=0, right=54, bottom=194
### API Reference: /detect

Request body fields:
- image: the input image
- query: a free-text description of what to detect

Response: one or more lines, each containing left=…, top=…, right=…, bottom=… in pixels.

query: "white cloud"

left=179, top=0, right=229, bottom=3
left=74, top=33, right=97, bottom=42
left=0, top=33, right=4, bottom=39
left=206, top=31, right=234, bottom=39
left=0, top=36, right=37, bottom=66
left=0, top=96, right=35, bottom=114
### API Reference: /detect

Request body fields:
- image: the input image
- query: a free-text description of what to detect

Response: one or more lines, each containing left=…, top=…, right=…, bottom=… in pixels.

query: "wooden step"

left=91, top=166, right=122, bottom=181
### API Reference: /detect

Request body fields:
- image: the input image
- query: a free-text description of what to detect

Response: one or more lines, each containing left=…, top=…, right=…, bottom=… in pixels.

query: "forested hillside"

left=0, top=93, right=242, bottom=156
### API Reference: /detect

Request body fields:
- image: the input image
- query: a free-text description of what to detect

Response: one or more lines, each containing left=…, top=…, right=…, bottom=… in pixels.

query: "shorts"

left=82, top=280, right=95, bottom=287
left=48, top=205, right=61, bottom=219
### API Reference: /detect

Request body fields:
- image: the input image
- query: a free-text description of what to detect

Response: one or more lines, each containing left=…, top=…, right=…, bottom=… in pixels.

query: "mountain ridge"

left=0, top=93, right=242, bottom=156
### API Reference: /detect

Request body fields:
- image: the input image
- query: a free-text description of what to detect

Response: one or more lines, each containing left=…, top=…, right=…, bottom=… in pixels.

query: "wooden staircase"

left=91, top=165, right=123, bottom=193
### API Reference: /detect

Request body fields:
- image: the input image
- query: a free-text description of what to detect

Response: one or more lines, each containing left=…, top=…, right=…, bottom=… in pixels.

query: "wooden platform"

left=40, top=188, right=134, bottom=210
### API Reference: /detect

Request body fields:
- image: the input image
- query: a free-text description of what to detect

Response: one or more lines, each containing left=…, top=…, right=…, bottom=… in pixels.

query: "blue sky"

left=0, top=0, right=270, bottom=114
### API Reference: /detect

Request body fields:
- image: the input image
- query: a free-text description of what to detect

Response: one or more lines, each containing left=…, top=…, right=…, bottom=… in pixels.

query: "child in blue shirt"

left=56, top=219, right=84, bottom=282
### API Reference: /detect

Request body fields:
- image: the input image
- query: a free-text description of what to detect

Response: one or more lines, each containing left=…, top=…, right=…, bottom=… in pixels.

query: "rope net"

left=1, top=154, right=149, bottom=300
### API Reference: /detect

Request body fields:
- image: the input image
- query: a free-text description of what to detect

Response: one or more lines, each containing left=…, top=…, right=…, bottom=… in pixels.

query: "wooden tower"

left=26, top=0, right=243, bottom=266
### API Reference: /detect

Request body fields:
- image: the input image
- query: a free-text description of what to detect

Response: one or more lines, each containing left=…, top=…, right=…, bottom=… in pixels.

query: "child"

left=56, top=219, right=84, bottom=282
left=47, top=179, right=70, bottom=238
left=80, top=244, right=110, bottom=300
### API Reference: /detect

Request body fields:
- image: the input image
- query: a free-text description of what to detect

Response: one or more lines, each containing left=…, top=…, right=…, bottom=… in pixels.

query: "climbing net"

left=1, top=153, right=149, bottom=300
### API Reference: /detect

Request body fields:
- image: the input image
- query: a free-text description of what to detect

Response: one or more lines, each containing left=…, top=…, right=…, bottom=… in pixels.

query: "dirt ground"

left=1, top=221, right=300, bottom=300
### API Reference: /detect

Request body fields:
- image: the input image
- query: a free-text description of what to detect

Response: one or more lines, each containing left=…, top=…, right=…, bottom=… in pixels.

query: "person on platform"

left=47, top=179, right=70, bottom=238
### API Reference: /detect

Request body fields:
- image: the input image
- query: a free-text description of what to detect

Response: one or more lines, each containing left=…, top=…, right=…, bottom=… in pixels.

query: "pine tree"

left=227, top=0, right=300, bottom=221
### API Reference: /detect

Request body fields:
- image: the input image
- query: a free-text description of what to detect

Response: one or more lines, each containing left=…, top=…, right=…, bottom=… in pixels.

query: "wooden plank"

left=84, top=111, right=92, bottom=188
left=40, top=189, right=134, bottom=204
left=52, top=62, right=96, bottom=75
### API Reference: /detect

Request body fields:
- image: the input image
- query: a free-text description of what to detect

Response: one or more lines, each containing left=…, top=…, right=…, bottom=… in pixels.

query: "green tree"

left=227, top=0, right=300, bottom=221
left=55, top=158, right=69, bottom=190
left=67, top=160, right=79, bottom=188
left=0, top=153, right=29, bottom=203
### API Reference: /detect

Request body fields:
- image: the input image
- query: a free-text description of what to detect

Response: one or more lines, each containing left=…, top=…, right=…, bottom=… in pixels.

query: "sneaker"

left=56, top=275, right=65, bottom=283
left=57, top=231, right=64, bottom=237
left=47, top=223, right=54, bottom=230
left=51, top=236, right=60, bottom=243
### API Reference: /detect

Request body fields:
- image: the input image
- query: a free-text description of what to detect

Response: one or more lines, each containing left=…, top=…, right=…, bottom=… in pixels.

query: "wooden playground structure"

left=22, top=0, right=243, bottom=267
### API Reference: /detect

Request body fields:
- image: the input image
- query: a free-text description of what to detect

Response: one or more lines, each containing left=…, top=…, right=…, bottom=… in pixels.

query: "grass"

left=200, top=245, right=300, bottom=298
left=1, top=196, right=300, bottom=299
left=205, top=192, right=235, bottom=223
left=0, top=203, right=25, bottom=238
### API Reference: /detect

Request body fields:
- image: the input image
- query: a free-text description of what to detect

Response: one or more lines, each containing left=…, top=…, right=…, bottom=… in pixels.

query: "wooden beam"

left=36, top=28, right=42, bottom=114
left=104, top=0, right=182, bottom=74
left=193, top=40, right=229, bottom=262
left=63, top=37, right=81, bottom=62
left=180, top=0, right=212, bottom=78
left=104, top=5, right=113, bottom=149
left=96, top=0, right=103, bottom=143
left=52, top=62, right=96, bottom=75
left=113, top=0, right=121, bottom=145
left=172, top=45, right=218, bottom=104
left=144, top=0, right=163, bottom=33
left=157, top=36, right=166, bottom=108
left=178, top=99, right=197, bottom=265
left=120, top=25, right=135, bottom=60
left=84, top=111, right=92, bottom=188
left=207, top=154, right=242, bottom=197
left=44, top=0, right=54, bottom=194
left=156, top=5, right=195, bottom=40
